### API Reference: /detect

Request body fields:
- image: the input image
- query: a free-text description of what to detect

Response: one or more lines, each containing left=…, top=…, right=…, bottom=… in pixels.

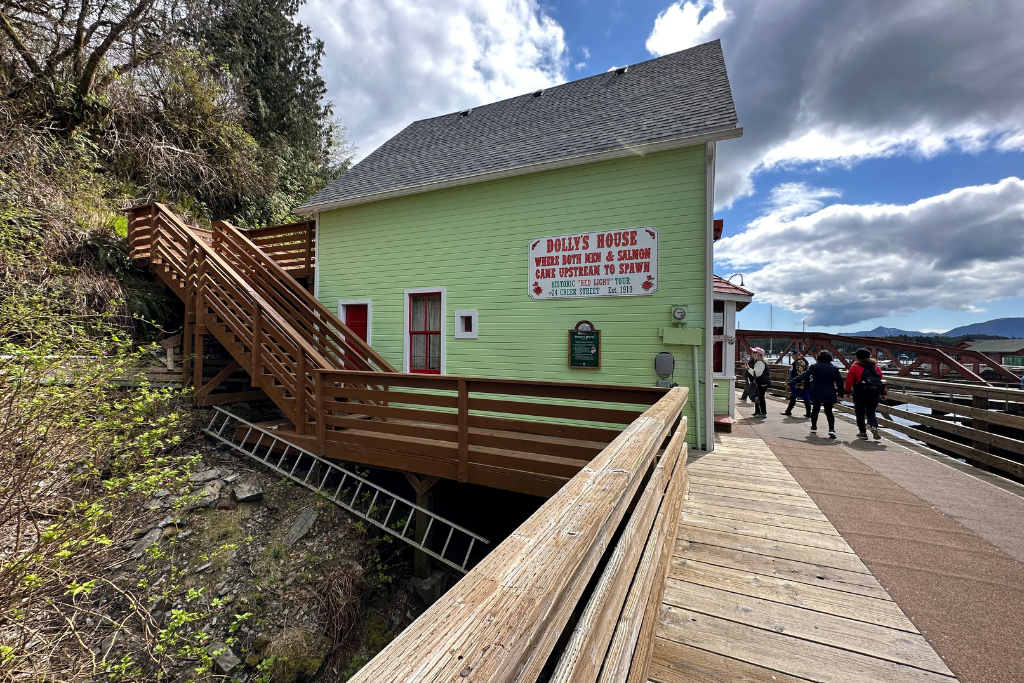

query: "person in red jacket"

left=845, top=348, right=887, bottom=440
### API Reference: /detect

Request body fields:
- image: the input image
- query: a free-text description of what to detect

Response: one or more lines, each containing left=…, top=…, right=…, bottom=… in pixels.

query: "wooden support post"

left=458, top=379, right=469, bottom=483
left=295, top=351, right=306, bottom=435
left=193, top=333, right=205, bottom=393
left=252, top=304, right=262, bottom=382
left=182, top=321, right=194, bottom=388
left=404, top=473, right=440, bottom=579
left=315, top=371, right=326, bottom=456
left=971, top=395, right=991, bottom=472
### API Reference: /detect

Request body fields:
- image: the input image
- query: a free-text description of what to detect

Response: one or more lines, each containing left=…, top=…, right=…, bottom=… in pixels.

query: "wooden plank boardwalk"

left=648, top=435, right=959, bottom=683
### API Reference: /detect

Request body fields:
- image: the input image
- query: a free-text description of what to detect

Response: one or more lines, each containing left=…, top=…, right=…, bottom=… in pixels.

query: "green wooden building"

left=295, top=40, right=741, bottom=449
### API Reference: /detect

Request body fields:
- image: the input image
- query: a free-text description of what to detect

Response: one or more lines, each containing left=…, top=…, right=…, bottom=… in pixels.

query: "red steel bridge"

left=735, top=329, right=1022, bottom=385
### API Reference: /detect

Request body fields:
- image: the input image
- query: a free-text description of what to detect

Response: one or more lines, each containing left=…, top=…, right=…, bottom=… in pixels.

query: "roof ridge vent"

left=615, top=66, right=628, bottom=75
left=459, top=109, right=472, bottom=117
left=532, top=89, right=544, bottom=97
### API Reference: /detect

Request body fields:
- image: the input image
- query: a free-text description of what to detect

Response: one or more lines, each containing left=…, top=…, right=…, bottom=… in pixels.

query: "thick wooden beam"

left=194, top=360, right=240, bottom=399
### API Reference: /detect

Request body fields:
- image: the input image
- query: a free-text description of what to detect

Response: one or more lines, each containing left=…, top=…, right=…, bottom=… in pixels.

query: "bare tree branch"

left=0, top=9, right=45, bottom=76
left=76, top=0, right=153, bottom=97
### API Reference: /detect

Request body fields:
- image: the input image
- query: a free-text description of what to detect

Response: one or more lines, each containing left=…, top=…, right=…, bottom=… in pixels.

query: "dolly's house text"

left=529, top=228, right=658, bottom=299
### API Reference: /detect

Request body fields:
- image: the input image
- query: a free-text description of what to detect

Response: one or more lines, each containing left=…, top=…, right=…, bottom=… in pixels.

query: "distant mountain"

left=944, top=317, right=1024, bottom=338
left=836, top=317, right=1024, bottom=339
left=840, top=326, right=934, bottom=338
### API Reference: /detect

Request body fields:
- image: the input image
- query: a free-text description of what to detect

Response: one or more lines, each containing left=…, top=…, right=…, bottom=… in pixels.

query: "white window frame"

left=338, top=299, right=373, bottom=346
left=454, top=309, right=478, bottom=339
left=712, top=299, right=737, bottom=380
left=403, top=287, right=447, bottom=374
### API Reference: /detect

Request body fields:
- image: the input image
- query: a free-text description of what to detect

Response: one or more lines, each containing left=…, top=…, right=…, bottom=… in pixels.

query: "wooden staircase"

left=127, top=203, right=395, bottom=426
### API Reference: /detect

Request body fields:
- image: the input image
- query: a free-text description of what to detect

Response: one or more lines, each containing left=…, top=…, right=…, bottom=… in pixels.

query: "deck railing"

left=344, top=387, right=689, bottom=683
left=309, top=370, right=669, bottom=496
left=245, top=219, right=316, bottom=279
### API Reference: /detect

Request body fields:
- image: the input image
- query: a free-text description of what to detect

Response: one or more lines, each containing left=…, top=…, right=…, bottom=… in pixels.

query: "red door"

left=344, top=304, right=369, bottom=342
left=409, top=293, right=441, bottom=373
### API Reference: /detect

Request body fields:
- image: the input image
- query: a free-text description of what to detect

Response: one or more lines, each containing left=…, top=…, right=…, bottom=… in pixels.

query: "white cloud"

left=646, top=1, right=731, bottom=56
left=299, top=0, right=567, bottom=158
left=645, top=0, right=1024, bottom=208
left=716, top=178, right=1024, bottom=326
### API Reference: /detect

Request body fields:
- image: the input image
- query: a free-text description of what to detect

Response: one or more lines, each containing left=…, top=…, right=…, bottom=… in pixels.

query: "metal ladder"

left=204, top=407, right=489, bottom=573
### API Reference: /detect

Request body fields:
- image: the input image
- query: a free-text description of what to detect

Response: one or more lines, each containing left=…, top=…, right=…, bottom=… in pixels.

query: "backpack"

left=857, top=365, right=885, bottom=396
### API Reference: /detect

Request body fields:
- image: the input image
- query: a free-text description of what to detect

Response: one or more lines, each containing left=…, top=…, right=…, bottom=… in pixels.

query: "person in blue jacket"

left=789, top=351, right=845, bottom=439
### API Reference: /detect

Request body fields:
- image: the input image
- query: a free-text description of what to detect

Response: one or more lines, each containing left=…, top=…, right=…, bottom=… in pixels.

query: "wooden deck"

left=649, top=435, right=959, bottom=683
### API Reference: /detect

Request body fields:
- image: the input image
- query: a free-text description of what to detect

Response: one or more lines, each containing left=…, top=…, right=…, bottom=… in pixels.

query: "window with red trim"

left=409, top=293, right=442, bottom=373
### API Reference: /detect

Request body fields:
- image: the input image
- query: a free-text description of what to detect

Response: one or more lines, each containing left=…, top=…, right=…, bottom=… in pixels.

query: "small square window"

left=454, top=309, right=478, bottom=339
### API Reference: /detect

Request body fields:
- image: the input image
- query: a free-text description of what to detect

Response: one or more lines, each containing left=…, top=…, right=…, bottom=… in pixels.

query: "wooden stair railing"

left=128, top=203, right=337, bottom=430
left=210, top=220, right=395, bottom=374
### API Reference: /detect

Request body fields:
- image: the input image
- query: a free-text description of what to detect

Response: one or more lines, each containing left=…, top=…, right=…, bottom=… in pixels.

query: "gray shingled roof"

left=298, top=40, right=739, bottom=212
left=967, top=339, right=1024, bottom=353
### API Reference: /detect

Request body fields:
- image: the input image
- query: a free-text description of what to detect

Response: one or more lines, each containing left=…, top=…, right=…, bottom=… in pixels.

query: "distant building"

left=962, top=339, right=1024, bottom=366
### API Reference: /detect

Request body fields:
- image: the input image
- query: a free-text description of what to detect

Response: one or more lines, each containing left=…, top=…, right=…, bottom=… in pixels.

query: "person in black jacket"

left=789, top=351, right=845, bottom=439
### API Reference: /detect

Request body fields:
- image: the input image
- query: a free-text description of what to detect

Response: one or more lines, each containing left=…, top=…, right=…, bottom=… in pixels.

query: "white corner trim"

left=704, top=141, right=717, bottom=450
left=313, top=212, right=321, bottom=299
left=338, top=299, right=373, bottom=345
left=295, top=126, right=744, bottom=215
left=454, top=309, right=478, bottom=339
left=403, top=287, right=447, bottom=374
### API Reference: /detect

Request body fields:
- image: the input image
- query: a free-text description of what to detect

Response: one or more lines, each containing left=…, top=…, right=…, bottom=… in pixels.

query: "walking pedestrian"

left=781, top=350, right=811, bottom=417
left=746, top=349, right=770, bottom=417
left=845, top=348, right=887, bottom=440
left=790, top=351, right=845, bottom=439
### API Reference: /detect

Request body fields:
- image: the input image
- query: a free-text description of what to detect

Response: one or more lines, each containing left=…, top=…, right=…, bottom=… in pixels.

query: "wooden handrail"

left=212, top=220, right=396, bottom=373
left=149, top=205, right=331, bottom=370
left=316, top=369, right=668, bottom=403
left=311, top=369, right=671, bottom=493
left=345, top=387, right=689, bottom=683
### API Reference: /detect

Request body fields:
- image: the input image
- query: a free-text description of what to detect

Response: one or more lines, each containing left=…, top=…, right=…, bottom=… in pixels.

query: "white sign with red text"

left=529, top=227, right=658, bottom=299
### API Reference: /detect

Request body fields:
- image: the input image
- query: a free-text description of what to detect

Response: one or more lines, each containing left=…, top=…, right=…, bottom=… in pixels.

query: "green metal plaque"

left=569, top=321, right=601, bottom=369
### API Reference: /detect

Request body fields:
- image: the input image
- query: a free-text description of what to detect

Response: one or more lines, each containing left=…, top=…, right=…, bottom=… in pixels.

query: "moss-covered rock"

left=265, top=628, right=330, bottom=683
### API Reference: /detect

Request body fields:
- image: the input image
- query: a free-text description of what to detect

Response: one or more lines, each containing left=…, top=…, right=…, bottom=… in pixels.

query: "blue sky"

left=299, top=0, right=1024, bottom=335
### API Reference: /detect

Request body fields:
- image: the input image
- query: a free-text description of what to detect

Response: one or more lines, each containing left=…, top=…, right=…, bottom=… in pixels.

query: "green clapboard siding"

left=713, top=380, right=731, bottom=416
left=316, top=146, right=708, bottom=441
